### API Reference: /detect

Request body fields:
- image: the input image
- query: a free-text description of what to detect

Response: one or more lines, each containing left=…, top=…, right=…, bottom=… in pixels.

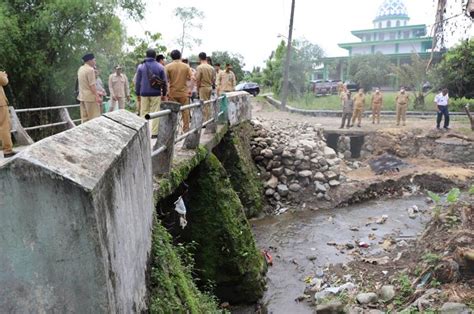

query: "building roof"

left=374, top=0, right=409, bottom=22
left=351, top=24, right=427, bottom=39
left=338, top=37, right=433, bottom=50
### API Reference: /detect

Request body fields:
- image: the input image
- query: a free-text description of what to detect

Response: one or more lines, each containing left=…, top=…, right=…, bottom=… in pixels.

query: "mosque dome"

left=375, top=0, right=409, bottom=20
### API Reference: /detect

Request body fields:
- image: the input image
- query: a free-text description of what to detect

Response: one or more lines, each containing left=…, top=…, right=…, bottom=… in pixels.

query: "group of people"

left=339, top=85, right=451, bottom=129
left=77, top=49, right=237, bottom=138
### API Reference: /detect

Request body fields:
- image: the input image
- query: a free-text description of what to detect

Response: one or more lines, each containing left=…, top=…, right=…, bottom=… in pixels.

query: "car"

left=235, top=82, right=260, bottom=96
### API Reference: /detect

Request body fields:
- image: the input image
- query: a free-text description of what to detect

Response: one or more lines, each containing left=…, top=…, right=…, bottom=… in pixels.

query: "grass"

left=287, top=92, right=438, bottom=111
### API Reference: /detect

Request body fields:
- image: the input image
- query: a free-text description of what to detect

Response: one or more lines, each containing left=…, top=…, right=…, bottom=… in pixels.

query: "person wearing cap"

left=0, top=71, right=17, bottom=158
left=195, top=52, right=215, bottom=120
left=371, top=88, right=383, bottom=124
left=135, top=48, right=168, bottom=138
left=77, top=53, right=101, bottom=122
left=216, top=63, right=236, bottom=96
left=351, top=88, right=366, bottom=127
left=108, top=65, right=130, bottom=111
left=395, top=87, right=410, bottom=126
left=165, top=50, right=193, bottom=132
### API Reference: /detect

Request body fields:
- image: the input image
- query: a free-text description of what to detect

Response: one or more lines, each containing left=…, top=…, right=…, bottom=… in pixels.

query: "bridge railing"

left=9, top=104, right=80, bottom=146
left=145, top=96, right=225, bottom=175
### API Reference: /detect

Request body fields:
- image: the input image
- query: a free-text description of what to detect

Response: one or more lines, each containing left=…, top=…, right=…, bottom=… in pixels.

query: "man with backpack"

left=135, top=49, right=168, bottom=138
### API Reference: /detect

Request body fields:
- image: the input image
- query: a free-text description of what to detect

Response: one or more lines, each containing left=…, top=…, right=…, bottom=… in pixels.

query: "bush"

left=449, top=97, right=473, bottom=112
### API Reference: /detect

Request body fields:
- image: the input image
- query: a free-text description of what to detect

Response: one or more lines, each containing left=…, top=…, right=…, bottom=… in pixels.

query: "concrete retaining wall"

left=226, top=91, right=252, bottom=126
left=0, top=110, right=153, bottom=312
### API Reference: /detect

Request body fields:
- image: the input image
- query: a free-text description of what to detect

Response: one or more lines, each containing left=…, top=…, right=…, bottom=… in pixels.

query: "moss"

left=182, top=153, right=267, bottom=303
left=148, top=215, right=221, bottom=313
left=154, top=145, right=208, bottom=200
left=214, top=122, right=264, bottom=218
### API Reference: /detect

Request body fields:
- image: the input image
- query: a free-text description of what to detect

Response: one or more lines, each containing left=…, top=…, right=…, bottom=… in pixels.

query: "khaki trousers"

left=110, top=97, right=125, bottom=111
left=0, top=105, right=13, bottom=153
left=351, top=107, right=363, bottom=125
left=372, top=103, right=381, bottom=123
left=396, top=103, right=407, bottom=125
left=199, top=87, right=212, bottom=121
left=140, top=96, right=161, bottom=136
left=170, top=95, right=190, bottom=133
left=80, top=101, right=101, bottom=123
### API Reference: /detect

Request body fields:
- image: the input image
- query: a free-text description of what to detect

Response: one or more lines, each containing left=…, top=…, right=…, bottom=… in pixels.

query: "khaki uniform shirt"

left=77, top=64, right=96, bottom=102
left=396, top=93, right=409, bottom=105
left=0, top=72, right=8, bottom=107
left=217, top=70, right=236, bottom=92
left=196, top=63, right=214, bottom=88
left=165, top=60, right=192, bottom=98
left=372, top=92, right=383, bottom=105
left=353, top=93, right=366, bottom=109
left=108, top=73, right=130, bottom=98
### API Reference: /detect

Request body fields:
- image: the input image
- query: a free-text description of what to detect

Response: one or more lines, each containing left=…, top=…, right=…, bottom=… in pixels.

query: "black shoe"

left=151, top=135, right=158, bottom=139
left=4, top=151, right=18, bottom=158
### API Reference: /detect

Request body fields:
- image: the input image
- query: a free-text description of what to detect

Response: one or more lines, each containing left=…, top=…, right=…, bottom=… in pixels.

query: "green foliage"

left=427, top=190, right=442, bottom=203
left=469, top=185, right=474, bottom=195
left=262, top=39, right=324, bottom=96
left=431, top=39, right=474, bottom=98
left=422, top=252, right=442, bottom=265
left=391, top=54, right=429, bottom=109
left=211, top=51, right=245, bottom=82
left=174, top=6, right=204, bottom=55
left=244, top=66, right=265, bottom=85
left=0, top=0, right=144, bottom=112
left=348, top=52, right=391, bottom=91
left=149, top=218, right=220, bottom=313
left=446, top=188, right=461, bottom=203
left=396, top=274, right=414, bottom=299
left=448, top=97, right=474, bottom=112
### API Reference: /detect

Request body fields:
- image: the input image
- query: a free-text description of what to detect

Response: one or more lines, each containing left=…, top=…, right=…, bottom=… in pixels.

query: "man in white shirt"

left=434, top=88, right=449, bottom=129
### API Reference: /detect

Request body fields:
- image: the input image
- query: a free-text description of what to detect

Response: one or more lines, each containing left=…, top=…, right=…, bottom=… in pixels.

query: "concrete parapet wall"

left=226, top=91, right=252, bottom=125
left=0, top=110, right=153, bottom=312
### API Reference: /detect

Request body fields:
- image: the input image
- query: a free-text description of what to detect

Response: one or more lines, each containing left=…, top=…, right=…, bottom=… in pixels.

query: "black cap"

left=82, top=53, right=95, bottom=62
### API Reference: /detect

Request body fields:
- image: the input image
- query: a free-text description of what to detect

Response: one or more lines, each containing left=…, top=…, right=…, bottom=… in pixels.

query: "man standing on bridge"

left=371, top=88, right=383, bottom=124
left=165, top=50, right=193, bottom=132
left=0, top=71, right=17, bottom=158
left=196, top=52, right=215, bottom=121
left=395, top=87, right=409, bottom=127
left=216, top=63, right=236, bottom=96
left=351, top=88, right=366, bottom=128
left=340, top=91, right=353, bottom=129
left=77, top=53, right=101, bottom=123
left=434, top=88, right=450, bottom=130
left=108, top=65, right=130, bottom=111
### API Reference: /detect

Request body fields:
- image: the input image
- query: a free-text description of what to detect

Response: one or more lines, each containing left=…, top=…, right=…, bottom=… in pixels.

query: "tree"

left=431, top=39, right=474, bottom=98
left=174, top=7, right=204, bottom=56
left=348, top=53, right=391, bottom=92
left=391, top=54, right=429, bottom=109
left=210, top=51, right=245, bottom=82
left=0, top=0, right=144, bottom=134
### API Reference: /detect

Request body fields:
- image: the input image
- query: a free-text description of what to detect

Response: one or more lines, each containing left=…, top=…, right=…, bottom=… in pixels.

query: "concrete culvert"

left=325, top=133, right=340, bottom=153
left=350, top=135, right=365, bottom=158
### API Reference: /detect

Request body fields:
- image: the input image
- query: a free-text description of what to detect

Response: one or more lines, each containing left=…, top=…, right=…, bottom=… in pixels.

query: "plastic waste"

left=174, top=196, right=186, bottom=215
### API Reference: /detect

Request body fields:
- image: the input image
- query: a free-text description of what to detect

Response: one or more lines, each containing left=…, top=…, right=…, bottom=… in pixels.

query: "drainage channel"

left=324, top=131, right=366, bottom=159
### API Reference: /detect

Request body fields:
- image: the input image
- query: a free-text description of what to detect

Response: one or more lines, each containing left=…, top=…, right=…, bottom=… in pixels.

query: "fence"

left=9, top=104, right=80, bottom=145
left=146, top=96, right=224, bottom=175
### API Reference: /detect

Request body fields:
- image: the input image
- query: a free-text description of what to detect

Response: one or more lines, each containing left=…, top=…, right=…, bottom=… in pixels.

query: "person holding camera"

left=0, top=71, right=16, bottom=158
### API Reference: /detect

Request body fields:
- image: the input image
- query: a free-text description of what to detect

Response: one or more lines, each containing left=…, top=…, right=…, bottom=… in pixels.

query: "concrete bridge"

left=0, top=92, right=255, bottom=312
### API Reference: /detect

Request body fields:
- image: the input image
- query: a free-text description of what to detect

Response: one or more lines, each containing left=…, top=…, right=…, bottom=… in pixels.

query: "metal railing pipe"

left=145, top=109, right=172, bottom=120
left=15, top=104, right=80, bottom=113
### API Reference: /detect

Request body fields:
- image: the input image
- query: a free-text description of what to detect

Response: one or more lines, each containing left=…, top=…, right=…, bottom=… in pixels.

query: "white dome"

left=375, top=0, right=409, bottom=20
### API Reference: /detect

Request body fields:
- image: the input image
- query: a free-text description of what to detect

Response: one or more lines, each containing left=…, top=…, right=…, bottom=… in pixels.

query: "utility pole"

left=280, top=0, right=295, bottom=110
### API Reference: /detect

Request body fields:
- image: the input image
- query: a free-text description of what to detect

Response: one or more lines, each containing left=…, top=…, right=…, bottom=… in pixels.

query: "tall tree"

left=174, top=7, right=204, bottom=56
left=348, top=53, right=391, bottom=92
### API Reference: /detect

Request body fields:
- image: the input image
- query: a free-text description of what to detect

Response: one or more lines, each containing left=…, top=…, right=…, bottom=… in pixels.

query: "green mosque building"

left=317, top=0, right=433, bottom=83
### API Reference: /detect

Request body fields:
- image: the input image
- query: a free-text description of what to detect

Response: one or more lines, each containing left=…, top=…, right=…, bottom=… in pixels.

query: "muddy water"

left=234, top=196, right=430, bottom=314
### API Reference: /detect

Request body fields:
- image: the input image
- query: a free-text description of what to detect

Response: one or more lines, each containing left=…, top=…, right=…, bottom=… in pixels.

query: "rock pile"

left=250, top=119, right=344, bottom=205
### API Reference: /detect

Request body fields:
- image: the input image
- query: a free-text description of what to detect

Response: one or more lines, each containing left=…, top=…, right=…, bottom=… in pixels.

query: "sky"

left=123, top=0, right=473, bottom=71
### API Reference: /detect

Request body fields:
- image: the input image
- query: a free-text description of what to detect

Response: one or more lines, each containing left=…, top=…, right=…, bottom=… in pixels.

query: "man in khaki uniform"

left=395, top=87, right=409, bottom=126
left=108, top=65, right=130, bottom=111
left=216, top=63, right=236, bottom=96
left=371, top=88, right=383, bottom=124
left=77, top=53, right=100, bottom=123
left=0, top=71, right=16, bottom=158
left=351, top=88, right=366, bottom=127
left=165, top=50, right=193, bottom=132
left=195, top=52, right=215, bottom=120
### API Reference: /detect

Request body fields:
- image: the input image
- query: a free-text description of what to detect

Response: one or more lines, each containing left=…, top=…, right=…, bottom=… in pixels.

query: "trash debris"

left=416, top=272, right=432, bottom=289
left=262, top=250, right=273, bottom=266
left=179, top=216, right=187, bottom=229
left=362, top=256, right=390, bottom=265
left=368, top=153, right=408, bottom=175
left=350, top=226, right=360, bottom=231
left=345, top=243, right=355, bottom=249
left=376, top=215, right=389, bottom=224
left=358, top=242, right=370, bottom=248
left=174, top=196, right=188, bottom=229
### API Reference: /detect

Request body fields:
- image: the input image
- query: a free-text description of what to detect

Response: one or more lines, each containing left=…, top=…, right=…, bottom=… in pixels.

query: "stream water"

left=234, top=195, right=430, bottom=314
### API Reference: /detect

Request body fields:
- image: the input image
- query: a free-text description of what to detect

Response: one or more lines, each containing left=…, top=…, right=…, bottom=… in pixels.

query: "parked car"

left=235, top=82, right=260, bottom=96
left=312, top=80, right=341, bottom=96
left=344, top=81, right=360, bottom=92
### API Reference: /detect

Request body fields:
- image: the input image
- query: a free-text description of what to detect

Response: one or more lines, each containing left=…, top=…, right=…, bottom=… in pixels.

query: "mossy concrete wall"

left=181, top=153, right=266, bottom=303
left=214, top=121, right=264, bottom=218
